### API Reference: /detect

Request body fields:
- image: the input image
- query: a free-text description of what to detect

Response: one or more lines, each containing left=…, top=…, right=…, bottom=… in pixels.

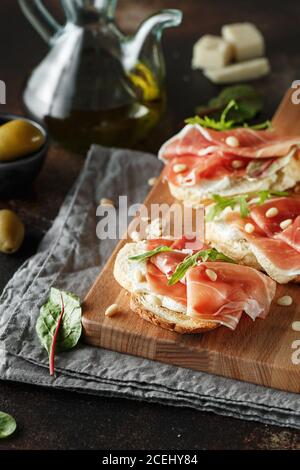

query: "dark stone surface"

left=0, top=0, right=300, bottom=450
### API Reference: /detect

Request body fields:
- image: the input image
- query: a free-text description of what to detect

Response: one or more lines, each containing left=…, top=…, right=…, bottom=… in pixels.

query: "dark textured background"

left=0, top=0, right=300, bottom=449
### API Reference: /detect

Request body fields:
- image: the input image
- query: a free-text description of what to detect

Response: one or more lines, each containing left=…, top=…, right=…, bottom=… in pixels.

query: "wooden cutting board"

left=82, top=86, right=300, bottom=394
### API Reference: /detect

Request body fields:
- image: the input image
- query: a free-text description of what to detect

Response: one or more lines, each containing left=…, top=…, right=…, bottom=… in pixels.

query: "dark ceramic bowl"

left=0, top=113, right=48, bottom=196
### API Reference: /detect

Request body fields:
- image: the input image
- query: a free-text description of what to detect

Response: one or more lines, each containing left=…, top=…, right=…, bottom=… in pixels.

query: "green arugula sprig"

left=185, top=99, right=238, bottom=130
left=255, top=190, right=288, bottom=204
left=128, top=245, right=172, bottom=262
left=206, top=194, right=249, bottom=221
left=243, top=120, right=272, bottom=130
left=206, top=190, right=289, bottom=221
left=186, top=99, right=271, bottom=132
left=168, top=248, right=235, bottom=285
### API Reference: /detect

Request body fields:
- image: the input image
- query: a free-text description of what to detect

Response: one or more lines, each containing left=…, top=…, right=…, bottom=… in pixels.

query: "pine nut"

left=173, top=163, right=187, bottom=173
left=134, top=270, right=144, bottom=282
left=205, top=268, right=217, bottom=282
left=292, top=321, right=300, bottom=331
left=280, top=218, right=292, bottom=230
left=232, top=160, right=243, bottom=169
left=266, top=207, right=279, bottom=218
left=105, top=304, right=119, bottom=317
left=148, top=176, right=158, bottom=186
left=277, top=295, right=293, bottom=306
left=100, top=198, right=114, bottom=207
left=141, top=216, right=150, bottom=222
left=225, top=136, right=239, bottom=147
left=131, top=230, right=142, bottom=242
left=245, top=223, right=255, bottom=234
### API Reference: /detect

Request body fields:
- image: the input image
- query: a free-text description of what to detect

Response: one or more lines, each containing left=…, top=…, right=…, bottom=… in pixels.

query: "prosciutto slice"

left=186, top=262, right=275, bottom=329
left=159, top=124, right=300, bottom=162
left=226, top=197, right=300, bottom=281
left=164, top=154, right=250, bottom=188
left=144, top=238, right=276, bottom=329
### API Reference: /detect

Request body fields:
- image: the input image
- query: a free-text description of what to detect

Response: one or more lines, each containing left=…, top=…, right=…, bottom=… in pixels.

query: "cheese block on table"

left=222, top=22, right=265, bottom=61
left=204, top=57, right=270, bottom=84
left=192, top=35, right=233, bottom=70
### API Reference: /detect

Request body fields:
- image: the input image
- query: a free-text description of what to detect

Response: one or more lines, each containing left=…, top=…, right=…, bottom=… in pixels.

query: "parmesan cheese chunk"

left=192, top=35, right=233, bottom=70
left=222, top=23, right=265, bottom=61
left=204, top=58, right=270, bottom=84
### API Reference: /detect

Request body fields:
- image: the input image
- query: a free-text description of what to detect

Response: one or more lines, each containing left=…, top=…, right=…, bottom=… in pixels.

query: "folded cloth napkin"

left=0, top=145, right=300, bottom=430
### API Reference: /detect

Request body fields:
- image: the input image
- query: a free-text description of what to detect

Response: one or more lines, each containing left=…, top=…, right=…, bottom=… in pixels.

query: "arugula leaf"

left=168, top=248, right=235, bottom=285
left=185, top=99, right=237, bottom=130
left=205, top=194, right=249, bottom=221
left=243, top=120, right=272, bottom=130
left=128, top=245, right=172, bottom=262
left=256, top=190, right=289, bottom=205
left=0, top=412, right=16, bottom=439
left=206, top=190, right=290, bottom=221
left=196, top=84, right=264, bottom=123
left=36, top=287, right=82, bottom=376
left=238, top=195, right=250, bottom=218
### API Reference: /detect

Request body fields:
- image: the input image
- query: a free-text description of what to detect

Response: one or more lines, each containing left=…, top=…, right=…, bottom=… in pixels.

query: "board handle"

left=272, top=84, right=300, bottom=136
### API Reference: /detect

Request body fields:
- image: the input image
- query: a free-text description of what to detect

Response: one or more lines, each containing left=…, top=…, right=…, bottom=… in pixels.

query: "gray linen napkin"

left=0, top=145, right=300, bottom=429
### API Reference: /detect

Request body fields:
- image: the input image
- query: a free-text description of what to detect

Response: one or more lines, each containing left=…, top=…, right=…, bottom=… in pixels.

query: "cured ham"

left=186, top=262, right=275, bottom=329
left=144, top=237, right=276, bottom=329
left=164, top=154, right=252, bottom=188
left=159, top=124, right=299, bottom=189
left=226, top=196, right=300, bottom=281
left=159, top=124, right=300, bottom=162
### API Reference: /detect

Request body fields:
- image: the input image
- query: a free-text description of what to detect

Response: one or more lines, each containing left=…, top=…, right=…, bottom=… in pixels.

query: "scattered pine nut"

left=280, top=218, right=292, bottom=230
left=292, top=321, right=300, bottom=331
left=266, top=207, right=279, bottom=218
left=100, top=198, right=114, bottom=207
left=225, top=136, right=239, bottom=147
left=173, top=163, right=187, bottom=173
left=277, top=295, right=293, bottom=306
left=245, top=223, right=255, bottom=234
left=205, top=268, right=218, bottom=282
left=105, top=304, right=120, bottom=317
left=148, top=176, right=158, bottom=186
left=232, top=160, right=243, bottom=169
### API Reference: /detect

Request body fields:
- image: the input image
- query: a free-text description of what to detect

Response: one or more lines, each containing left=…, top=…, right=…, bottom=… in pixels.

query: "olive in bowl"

left=0, top=114, right=48, bottom=195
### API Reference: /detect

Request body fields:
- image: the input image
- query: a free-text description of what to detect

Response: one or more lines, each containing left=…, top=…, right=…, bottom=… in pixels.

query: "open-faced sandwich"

left=206, top=193, right=300, bottom=284
left=159, top=123, right=300, bottom=207
left=114, top=236, right=276, bottom=333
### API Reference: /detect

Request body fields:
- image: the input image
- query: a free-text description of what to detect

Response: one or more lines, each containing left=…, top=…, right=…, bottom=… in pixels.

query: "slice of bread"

left=114, top=242, right=218, bottom=333
left=206, top=216, right=300, bottom=284
left=167, top=150, right=300, bottom=207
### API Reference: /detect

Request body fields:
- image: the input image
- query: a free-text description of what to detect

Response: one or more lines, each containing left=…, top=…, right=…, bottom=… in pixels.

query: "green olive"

left=0, top=119, right=45, bottom=162
left=0, top=210, right=25, bottom=254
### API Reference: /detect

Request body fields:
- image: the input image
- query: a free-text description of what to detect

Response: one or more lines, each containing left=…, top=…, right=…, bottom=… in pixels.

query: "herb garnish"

left=0, top=412, right=16, bottom=439
left=243, top=120, right=272, bottom=130
left=185, top=99, right=238, bottom=130
left=186, top=84, right=271, bottom=131
left=36, top=287, right=82, bottom=376
left=128, top=245, right=172, bottom=262
left=168, top=248, right=235, bottom=285
left=206, top=190, right=289, bottom=221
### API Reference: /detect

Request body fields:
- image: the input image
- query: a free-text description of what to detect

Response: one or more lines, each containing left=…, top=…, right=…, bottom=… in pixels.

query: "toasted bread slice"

left=114, top=242, right=218, bottom=333
left=206, top=217, right=300, bottom=284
